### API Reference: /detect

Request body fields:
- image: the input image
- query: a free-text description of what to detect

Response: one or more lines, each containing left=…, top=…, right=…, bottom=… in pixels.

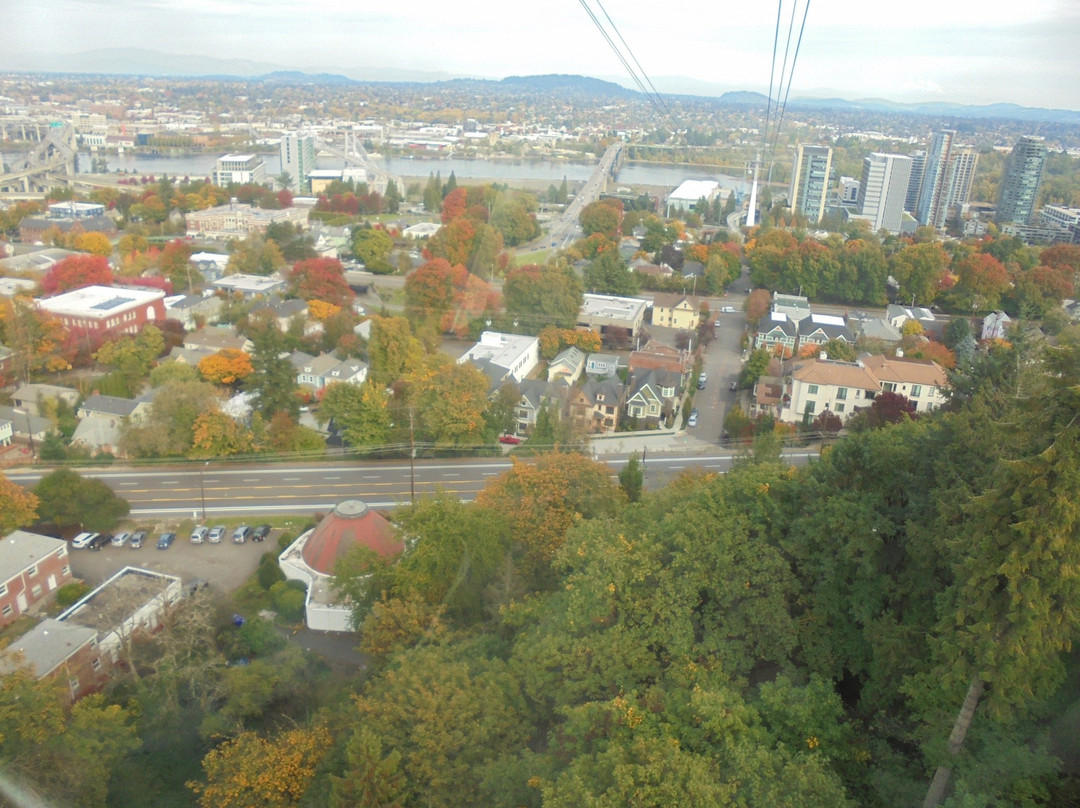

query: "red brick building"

left=2, top=618, right=106, bottom=702
left=36, top=284, right=166, bottom=336
left=0, top=530, right=73, bottom=626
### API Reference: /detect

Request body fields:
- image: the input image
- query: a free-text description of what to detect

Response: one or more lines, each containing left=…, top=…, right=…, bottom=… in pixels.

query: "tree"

left=120, top=379, right=221, bottom=457
left=503, top=264, right=583, bottom=332
left=411, top=354, right=491, bottom=446
left=367, top=316, right=425, bottom=387
left=585, top=248, right=638, bottom=295
left=33, top=468, right=130, bottom=531
left=383, top=180, right=402, bottom=214
left=489, top=198, right=540, bottom=246
left=352, top=226, right=394, bottom=274
left=329, top=728, right=407, bottom=808
left=197, top=348, right=254, bottom=387
left=246, top=314, right=300, bottom=420
left=189, top=725, right=331, bottom=808
left=72, top=231, right=113, bottom=256
left=94, top=324, right=165, bottom=392
left=619, top=452, right=644, bottom=502
left=579, top=199, right=622, bottom=239
left=0, top=473, right=38, bottom=533
left=40, top=253, right=113, bottom=294
left=149, top=360, right=199, bottom=387
left=288, top=257, right=354, bottom=307
left=740, top=348, right=772, bottom=388
left=0, top=296, right=69, bottom=380
left=440, top=186, right=468, bottom=223
left=190, top=410, right=254, bottom=457
left=425, top=217, right=476, bottom=266
left=320, top=381, right=392, bottom=448
left=745, top=288, right=772, bottom=322
left=890, top=242, right=949, bottom=306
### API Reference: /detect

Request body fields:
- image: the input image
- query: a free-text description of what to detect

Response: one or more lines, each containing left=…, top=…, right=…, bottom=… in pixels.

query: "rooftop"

left=0, top=530, right=67, bottom=584
left=37, top=285, right=164, bottom=318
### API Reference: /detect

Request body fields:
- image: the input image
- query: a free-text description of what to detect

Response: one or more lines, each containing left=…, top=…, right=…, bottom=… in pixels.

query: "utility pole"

left=200, top=461, right=209, bottom=522
left=408, top=409, right=416, bottom=503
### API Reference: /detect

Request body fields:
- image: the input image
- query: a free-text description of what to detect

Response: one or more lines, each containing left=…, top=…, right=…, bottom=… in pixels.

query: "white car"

left=71, top=532, right=98, bottom=549
left=721, top=306, right=738, bottom=314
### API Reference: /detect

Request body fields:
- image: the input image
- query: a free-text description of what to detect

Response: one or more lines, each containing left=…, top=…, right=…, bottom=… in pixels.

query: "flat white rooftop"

left=581, top=293, right=648, bottom=320
left=37, top=285, right=164, bottom=318
left=668, top=179, right=720, bottom=202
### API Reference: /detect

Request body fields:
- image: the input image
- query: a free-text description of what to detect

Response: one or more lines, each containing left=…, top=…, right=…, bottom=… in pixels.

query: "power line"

left=593, top=0, right=673, bottom=123
left=767, top=0, right=812, bottom=183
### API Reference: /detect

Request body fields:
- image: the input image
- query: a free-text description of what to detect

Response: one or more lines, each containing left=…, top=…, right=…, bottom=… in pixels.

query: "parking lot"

left=68, top=526, right=286, bottom=593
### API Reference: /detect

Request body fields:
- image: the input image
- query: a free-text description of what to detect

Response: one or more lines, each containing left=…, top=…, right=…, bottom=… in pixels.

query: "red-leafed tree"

left=288, top=257, right=354, bottom=307
left=955, top=252, right=1009, bottom=308
left=426, top=217, right=476, bottom=267
left=865, top=391, right=916, bottom=427
left=441, top=187, right=468, bottom=224
left=41, top=254, right=113, bottom=294
left=405, top=258, right=495, bottom=336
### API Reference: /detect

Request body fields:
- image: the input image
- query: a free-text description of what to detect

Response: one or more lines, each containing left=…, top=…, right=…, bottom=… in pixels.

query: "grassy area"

left=514, top=247, right=551, bottom=265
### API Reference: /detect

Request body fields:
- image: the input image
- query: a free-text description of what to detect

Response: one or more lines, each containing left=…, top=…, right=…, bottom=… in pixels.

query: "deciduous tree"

left=288, top=257, right=354, bottom=307
left=352, top=226, right=394, bottom=274
left=410, top=354, right=490, bottom=446
left=41, top=253, right=113, bottom=294
left=0, top=473, right=38, bottom=533
left=33, top=468, right=130, bottom=531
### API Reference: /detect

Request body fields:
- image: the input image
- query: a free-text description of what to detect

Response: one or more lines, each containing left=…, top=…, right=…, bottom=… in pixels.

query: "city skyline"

left=3, top=0, right=1080, bottom=111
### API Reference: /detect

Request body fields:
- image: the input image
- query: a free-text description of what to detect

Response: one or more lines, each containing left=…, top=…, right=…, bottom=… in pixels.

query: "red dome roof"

left=301, top=500, right=401, bottom=575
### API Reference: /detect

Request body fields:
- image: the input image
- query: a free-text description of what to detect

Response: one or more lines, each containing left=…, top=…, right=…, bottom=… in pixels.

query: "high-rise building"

left=839, top=176, right=860, bottom=204
left=789, top=144, right=832, bottom=223
left=280, top=132, right=317, bottom=194
left=915, top=131, right=956, bottom=227
left=996, top=135, right=1047, bottom=225
left=857, top=153, right=912, bottom=234
left=940, top=147, right=979, bottom=225
left=905, top=150, right=927, bottom=214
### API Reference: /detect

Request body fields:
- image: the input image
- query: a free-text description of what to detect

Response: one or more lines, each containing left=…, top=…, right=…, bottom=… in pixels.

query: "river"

left=2, top=150, right=750, bottom=193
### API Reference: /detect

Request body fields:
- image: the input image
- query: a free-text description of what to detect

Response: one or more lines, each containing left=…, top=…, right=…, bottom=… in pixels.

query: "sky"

left=4, top=0, right=1080, bottom=110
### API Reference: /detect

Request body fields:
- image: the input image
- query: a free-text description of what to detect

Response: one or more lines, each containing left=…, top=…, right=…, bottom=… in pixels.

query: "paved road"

left=5, top=448, right=817, bottom=519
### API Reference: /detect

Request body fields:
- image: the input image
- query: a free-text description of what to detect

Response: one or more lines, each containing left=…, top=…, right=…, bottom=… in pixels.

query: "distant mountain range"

left=4, top=48, right=1079, bottom=124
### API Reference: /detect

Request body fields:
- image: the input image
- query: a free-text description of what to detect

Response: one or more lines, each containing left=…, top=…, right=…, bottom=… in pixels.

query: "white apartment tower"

left=280, top=132, right=317, bottom=194
left=857, top=153, right=912, bottom=234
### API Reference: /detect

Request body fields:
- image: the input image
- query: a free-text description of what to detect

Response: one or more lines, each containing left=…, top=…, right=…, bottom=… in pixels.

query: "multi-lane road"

left=4, top=450, right=816, bottom=519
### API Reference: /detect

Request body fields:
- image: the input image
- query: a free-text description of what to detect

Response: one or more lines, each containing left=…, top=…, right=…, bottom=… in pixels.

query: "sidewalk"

left=589, top=429, right=717, bottom=457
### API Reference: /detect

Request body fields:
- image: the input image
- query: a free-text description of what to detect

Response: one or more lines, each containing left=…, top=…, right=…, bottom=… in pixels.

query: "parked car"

left=697, top=372, right=707, bottom=390
left=112, top=532, right=130, bottom=547
left=721, top=306, right=737, bottom=313
left=89, top=533, right=114, bottom=550
left=498, top=434, right=522, bottom=445
left=156, top=532, right=176, bottom=550
left=208, top=525, right=226, bottom=543
left=71, top=532, right=98, bottom=550
left=687, top=408, right=699, bottom=428
left=190, top=525, right=209, bottom=543
left=730, top=381, right=738, bottom=392
left=129, top=530, right=146, bottom=549
left=251, top=524, right=271, bottom=542
left=232, top=525, right=251, bottom=543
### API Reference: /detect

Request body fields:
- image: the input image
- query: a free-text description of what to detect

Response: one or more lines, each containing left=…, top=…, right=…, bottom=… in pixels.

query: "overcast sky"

left=4, top=0, right=1080, bottom=110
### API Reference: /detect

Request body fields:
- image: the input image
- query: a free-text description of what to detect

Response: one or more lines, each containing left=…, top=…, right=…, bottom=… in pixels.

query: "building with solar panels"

left=36, top=284, right=166, bottom=336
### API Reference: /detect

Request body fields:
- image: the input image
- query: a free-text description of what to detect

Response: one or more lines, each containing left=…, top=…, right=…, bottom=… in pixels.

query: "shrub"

left=269, top=581, right=306, bottom=621
left=55, top=581, right=91, bottom=608
left=257, top=553, right=286, bottom=590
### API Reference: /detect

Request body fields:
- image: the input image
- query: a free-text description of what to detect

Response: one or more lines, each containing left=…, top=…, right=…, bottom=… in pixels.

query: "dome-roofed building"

left=279, top=500, right=402, bottom=632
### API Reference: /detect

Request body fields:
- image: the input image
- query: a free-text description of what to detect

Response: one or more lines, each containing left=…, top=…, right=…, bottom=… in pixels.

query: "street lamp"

left=200, top=461, right=209, bottom=522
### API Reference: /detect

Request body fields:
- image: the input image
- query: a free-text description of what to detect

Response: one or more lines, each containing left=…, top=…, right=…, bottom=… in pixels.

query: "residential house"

left=860, top=354, right=949, bottom=413
left=0, top=531, right=73, bottom=627
left=857, top=317, right=903, bottom=343
left=11, top=383, right=79, bottom=416
left=0, top=418, right=11, bottom=446
left=751, top=374, right=785, bottom=419
left=459, top=331, right=539, bottom=385
left=783, top=358, right=881, bottom=424
left=773, top=293, right=811, bottom=324
left=293, top=352, right=368, bottom=391
left=797, top=313, right=855, bottom=351
left=584, top=352, right=620, bottom=379
left=514, top=379, right=568, bottom=435
left=629, top=340, right=692, bottom=377
left=547, top=346, right=586, bottom=384
left=886, top=304, right=939, bottom=336
left=981, top=310, right=1012, bottom=340
left=77, top=394, right=147, bottom=422
left=651, top=293, right=701, bottom=331
left=624, top=369, right=681, bottom=426
left=568, top=377, right=623, bottom=433
left=755, top=312, right=798, bottom=355
left=163, top=293, right=223, bottom=330
left=183, top=326, right=254, bottom=355
left=252, top=297, right=311, bottom=332
left=70, top=415, right=124, bottom=457
left=0, top=406, right=51, bottom=444
left=189, top=252, right=230, bottom=282
left=1, top=618, right=105, bottom=702
left=211, top=273, right=287, bottom=299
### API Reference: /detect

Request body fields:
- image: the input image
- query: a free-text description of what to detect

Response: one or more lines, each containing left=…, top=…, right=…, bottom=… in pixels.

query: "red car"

left=499, top=434, right=522, bottom=445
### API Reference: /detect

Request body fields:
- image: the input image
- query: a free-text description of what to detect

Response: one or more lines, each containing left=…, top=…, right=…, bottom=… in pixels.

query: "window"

left=2, top=605, right=12, bottom=618
left=804, top=400, right=816, bottom=415
left=882, top=382, right=896, bottom=392
left=27, top=564, right=37, bottom=577
left=836, top=387, right=848, bottom=400
left=910, top=385, right=922, bottom=398
left=807, top=384, right=819, bottom=395
left=835, top=403, right=845, bottom=413
left=63, top=565, right=71, bottom=577
left=92, top=658, right=102, bottom=671
left=0, top=583, right=6, bottom=596
left=31, top=585, right=42, bottom=598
